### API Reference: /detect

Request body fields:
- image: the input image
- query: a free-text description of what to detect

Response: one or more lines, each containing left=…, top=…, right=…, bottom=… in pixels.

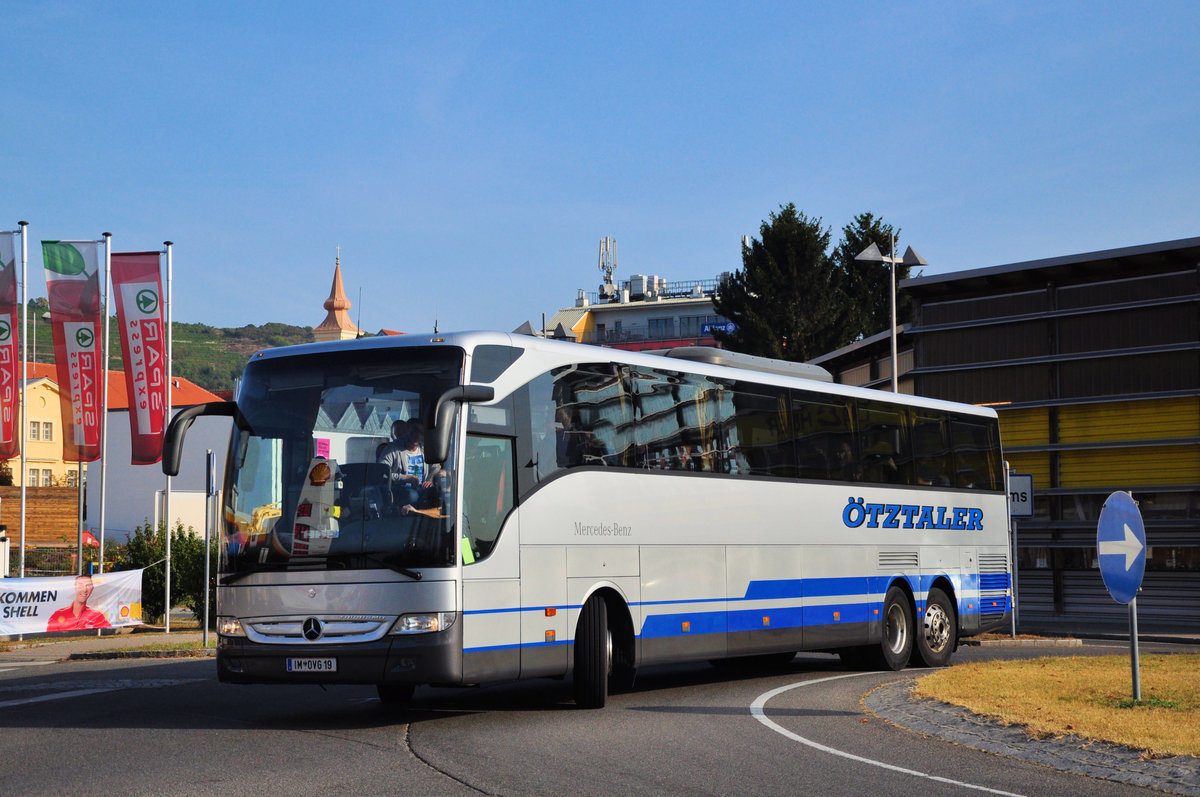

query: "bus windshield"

left=220, top=346, right=465, bottom=576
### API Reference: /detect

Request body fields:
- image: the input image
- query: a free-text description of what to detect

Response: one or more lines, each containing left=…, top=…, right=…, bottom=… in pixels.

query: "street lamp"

left=855, top=237, right=927, bottom=392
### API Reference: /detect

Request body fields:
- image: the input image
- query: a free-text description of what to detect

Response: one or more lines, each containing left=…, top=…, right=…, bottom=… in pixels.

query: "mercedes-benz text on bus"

left=163, top=331, right=1012, bottom=708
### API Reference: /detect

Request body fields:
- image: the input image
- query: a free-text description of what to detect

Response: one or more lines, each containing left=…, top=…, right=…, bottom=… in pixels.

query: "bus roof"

left=248, top=330, right=998, bottom=420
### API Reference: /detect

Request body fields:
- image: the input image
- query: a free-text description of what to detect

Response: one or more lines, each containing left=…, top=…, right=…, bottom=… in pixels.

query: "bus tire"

left=915, top=587, right=956, bottom=668
left=376, top=683, right=415, bottom=708
left=574, top=596, right=609, bottom=709
left=867, top=586, right=914, bottom=671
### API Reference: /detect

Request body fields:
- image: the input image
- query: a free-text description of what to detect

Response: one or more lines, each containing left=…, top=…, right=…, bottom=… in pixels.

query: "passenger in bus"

left=378, top=419, right=428, bottom=512
left=391, top=422, right=441, bottom=513
left=834, top=441, right=863, bottom=482
left=377, top=419, right=410, bottom=504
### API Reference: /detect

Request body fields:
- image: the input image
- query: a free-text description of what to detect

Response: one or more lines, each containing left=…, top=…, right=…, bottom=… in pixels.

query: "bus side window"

left=950, top=418, right=1002, bottom=491
left=462, top=435, right=515, bottom=562
left=792, top=393, right=854, bottom=481
left=911, top=410, right=952, bottom=487
left=856, top=400, right=915, bottom=486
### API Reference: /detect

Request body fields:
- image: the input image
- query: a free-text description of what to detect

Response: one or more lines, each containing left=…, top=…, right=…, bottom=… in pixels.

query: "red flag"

left=42, top=241, right=103, bottom=462
left=0, top=234, right=20, bottom=458
left=111, top=252, right=166, bottom=465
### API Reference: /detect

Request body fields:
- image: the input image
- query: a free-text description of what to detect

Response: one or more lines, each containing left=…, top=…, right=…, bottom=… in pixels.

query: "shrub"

left=115, top=521, right=216, bottom=626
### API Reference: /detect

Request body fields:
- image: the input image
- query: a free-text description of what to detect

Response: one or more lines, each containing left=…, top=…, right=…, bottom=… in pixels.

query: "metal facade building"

left=898, top=237, right=1200, bottom=633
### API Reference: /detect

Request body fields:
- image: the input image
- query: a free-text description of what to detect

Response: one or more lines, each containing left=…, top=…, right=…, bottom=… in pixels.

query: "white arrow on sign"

left=1098, top=523, right=1144, bottom=571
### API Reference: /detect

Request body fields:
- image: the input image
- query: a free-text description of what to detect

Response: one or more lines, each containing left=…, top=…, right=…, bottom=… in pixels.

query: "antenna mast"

left=598, top=237, right=617, bottom=299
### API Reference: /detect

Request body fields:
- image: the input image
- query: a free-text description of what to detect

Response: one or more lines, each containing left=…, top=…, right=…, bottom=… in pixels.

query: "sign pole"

left=203, top=449, right=214, bottom=649
left=1129, top=596, right=1141, bottom=701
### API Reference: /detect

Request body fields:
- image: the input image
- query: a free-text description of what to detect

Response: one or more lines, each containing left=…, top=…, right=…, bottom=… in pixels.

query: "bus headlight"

left=390, top=612, right=457, bottom=634
left=217, top=616, right=246, bottom=637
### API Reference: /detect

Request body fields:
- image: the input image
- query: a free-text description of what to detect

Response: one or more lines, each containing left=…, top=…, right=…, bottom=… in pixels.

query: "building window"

left=28, top=469, right=38, bottom=487
left=42, top=469, right=53, bottom=487
left=42, top=422, right=52, bottom=441
left=66, top=470, right=77, bottom=488
left=648, top=318, right=674, bottom=340
left=29, top=421, right=39, bottom=441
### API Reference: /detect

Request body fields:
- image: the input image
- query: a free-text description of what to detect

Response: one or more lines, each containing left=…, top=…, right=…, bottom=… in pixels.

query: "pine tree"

left=829, top=212, right=917, bottom=341
left=712, top=204, right=844, bottom=362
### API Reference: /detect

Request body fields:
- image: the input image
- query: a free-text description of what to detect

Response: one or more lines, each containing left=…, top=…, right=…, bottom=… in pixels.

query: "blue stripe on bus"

left=462, top=572, right=1006, bottom=651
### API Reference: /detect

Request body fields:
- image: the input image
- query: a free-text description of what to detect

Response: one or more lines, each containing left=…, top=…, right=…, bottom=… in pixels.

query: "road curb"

left=962, top=638, right=1083, bottom=647
left=68, top=650, right=216, bottom=660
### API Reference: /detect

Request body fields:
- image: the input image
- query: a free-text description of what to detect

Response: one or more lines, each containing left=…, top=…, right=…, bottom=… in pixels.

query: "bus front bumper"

left=216, top=626, right=462, bottom=686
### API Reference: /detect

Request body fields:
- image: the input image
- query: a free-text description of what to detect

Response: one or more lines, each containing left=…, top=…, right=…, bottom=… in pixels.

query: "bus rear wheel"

left=915, top=587, right=956, bottom=668
left=574, top=596, right=610, bottom=709
left=866, top=586, right=914, bottom=671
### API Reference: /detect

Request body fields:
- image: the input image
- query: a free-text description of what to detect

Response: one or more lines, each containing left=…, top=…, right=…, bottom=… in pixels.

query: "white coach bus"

left=163, top=331, right=1012, bottom=708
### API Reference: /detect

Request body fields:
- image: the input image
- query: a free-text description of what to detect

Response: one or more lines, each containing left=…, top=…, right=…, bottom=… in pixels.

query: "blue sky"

left=4, top=2, right=1197, bottom=334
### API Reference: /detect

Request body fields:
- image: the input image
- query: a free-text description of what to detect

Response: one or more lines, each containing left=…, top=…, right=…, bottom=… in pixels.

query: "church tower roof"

left=314, top=252, right=361, bottom=342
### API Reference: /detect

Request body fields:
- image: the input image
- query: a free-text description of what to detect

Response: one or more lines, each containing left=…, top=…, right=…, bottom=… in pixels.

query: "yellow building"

left=9, top=363, right=84, bottom=488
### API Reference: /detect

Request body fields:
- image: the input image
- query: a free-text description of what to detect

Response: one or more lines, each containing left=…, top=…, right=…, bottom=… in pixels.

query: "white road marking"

left=0, top=661, right=57, bottom=669
left=0, top=677, right=204, bottom=709
left=751, top=672, right=1026, bottom=797
left=0, top=688, right=115, bottom=708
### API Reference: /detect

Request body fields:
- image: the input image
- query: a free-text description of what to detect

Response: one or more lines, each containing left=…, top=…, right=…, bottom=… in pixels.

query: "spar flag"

left=111, top=252, right=166, bottom=465
left=42, top=240, right=104, bottom=462
left=0, top=233, right=19, bottom=458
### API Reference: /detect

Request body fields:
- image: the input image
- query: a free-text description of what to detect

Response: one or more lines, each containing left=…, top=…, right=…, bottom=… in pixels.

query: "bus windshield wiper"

left=220, top=552, right=422, bottom=584
left=361, top=552, right=423, bottom=581
left=219, top=555, right=332, bottom=585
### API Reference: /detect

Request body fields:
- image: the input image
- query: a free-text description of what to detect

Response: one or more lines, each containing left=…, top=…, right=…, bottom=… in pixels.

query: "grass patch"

left=915, top=654, right=1200, bottom=758
left=118, top=640, right=213, bottom=653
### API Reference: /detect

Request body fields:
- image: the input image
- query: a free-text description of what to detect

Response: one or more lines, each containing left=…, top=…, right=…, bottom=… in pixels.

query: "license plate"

left=286, top=657, right=337, bottom=673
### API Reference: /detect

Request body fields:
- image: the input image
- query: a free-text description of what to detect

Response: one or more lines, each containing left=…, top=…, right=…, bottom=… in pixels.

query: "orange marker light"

left=682, top=621, right=691, bottom=633
left=545, top=608, right=557, bottom=617
left=762, top=616, right=770, bottom=627
left=833, top=611, right=840, bottom=621
left=545, top=630, right=556, bottom=643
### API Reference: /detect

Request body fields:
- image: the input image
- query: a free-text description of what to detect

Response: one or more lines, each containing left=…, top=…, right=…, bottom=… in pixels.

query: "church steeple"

left=313, top=248, right=361, bottom=342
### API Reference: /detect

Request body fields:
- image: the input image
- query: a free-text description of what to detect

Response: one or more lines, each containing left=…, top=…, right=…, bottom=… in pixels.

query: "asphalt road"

left=0, top=640, right=1189, bottom=796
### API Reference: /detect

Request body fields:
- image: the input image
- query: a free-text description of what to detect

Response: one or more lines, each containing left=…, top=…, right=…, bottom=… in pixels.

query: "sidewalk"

left=0, top=627, right=210, bottom=662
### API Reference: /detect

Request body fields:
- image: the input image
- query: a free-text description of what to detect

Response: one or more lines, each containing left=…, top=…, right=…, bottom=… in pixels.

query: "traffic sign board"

left=1008, top=473, right=1033, bottom=518
left=1097, top=491, right=1146, bottom=604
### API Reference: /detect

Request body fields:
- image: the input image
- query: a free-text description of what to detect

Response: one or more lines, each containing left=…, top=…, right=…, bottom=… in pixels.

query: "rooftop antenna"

left=356, top=286, right=363, bottom=338
left=598, top=237, right=617, bottom=298
left=433, top=303, right=439, bottom=334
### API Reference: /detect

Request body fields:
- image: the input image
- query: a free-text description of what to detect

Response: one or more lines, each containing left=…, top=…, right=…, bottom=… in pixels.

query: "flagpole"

left=98, top=233, right=112, bottom=574
left=164, top=241, right=173, bottom=633
left=17, top=221, right=28, bottom=578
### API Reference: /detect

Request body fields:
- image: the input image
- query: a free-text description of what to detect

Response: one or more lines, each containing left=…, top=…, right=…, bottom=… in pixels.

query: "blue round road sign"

left=1096, top=491, right=1146, bottom=605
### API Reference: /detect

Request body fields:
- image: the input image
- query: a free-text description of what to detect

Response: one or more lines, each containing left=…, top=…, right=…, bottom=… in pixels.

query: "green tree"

left=712, top=204, right=844, bottom=362
left=829, top=212, right=919, bottom=341
left=113, top=521, right=216, bottom=625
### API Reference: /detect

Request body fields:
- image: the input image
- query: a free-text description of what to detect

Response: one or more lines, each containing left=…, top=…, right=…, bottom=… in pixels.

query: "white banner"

left=0, top=570, right=144, bottom=635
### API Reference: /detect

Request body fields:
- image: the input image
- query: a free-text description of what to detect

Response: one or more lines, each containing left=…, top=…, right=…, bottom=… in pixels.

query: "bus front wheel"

left=915, top=587, right=956, bottom=668
left=868, top=586, right=914, bottom=671
left=574, top=596, right=610, bottom=709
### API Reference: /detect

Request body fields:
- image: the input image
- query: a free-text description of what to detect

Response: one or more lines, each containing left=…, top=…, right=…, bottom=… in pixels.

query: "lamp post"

left=855, top=237, right=927, bottom=392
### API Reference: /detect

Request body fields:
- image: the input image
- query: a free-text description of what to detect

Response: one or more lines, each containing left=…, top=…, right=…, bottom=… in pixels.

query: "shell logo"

left=309, top=461, right=332, bottom=486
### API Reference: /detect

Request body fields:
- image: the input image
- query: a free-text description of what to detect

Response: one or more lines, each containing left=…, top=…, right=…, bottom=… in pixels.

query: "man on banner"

left=46, top=573, right=112, bottom=631
left=42, top=240, right=104, bottom=462
left=112, top=252, right=167, bottom=465
left=0, top=233, right=21, bottom=459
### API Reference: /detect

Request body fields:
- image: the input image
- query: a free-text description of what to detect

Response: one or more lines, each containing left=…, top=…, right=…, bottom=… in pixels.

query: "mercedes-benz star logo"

left=302, top=617, right=324, bottom=641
